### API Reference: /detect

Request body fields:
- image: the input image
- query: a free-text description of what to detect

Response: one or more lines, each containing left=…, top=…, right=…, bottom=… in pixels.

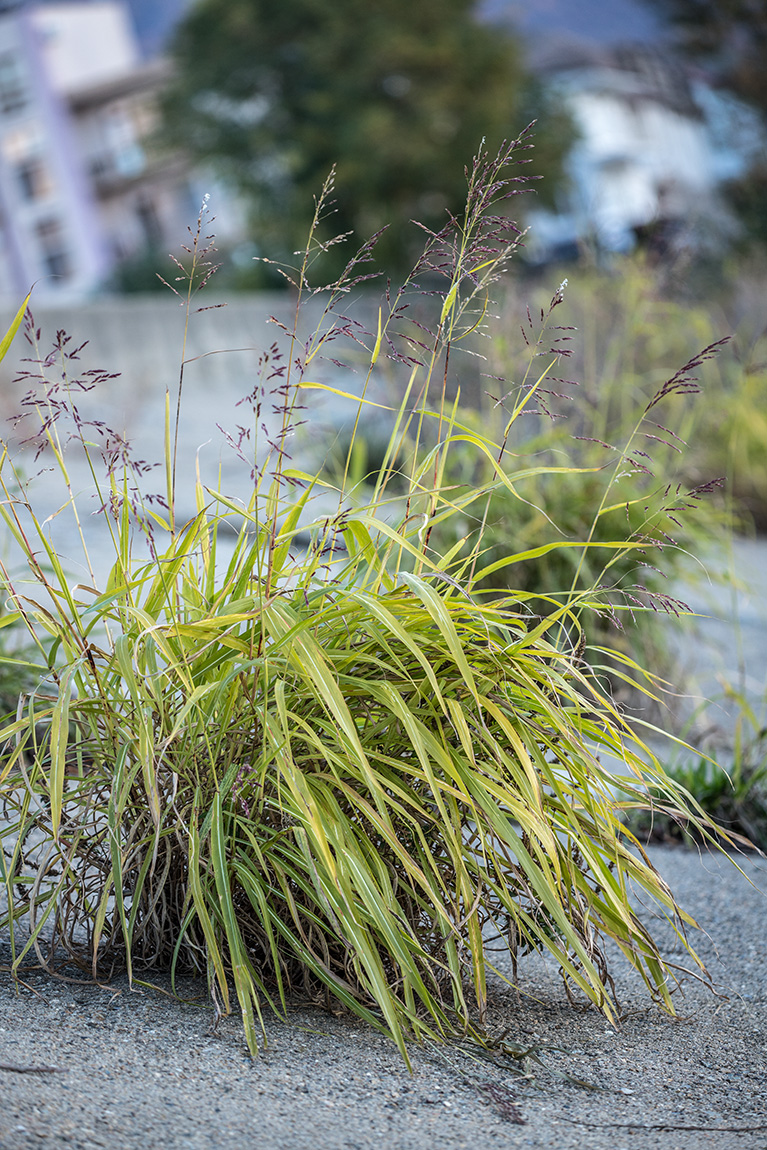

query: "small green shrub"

left=624, top=683, right=767, bottom=851
left=504, top=256, right=766, bottom=533
left=0, top=144, right=728, bottom=1060
left=426, top=396, right=723, bottom=683
left=107, top=245, right=173, bottom=294
left=443, top=262, right=727, bottom=601
left=698, top=338, right=767, bottom=531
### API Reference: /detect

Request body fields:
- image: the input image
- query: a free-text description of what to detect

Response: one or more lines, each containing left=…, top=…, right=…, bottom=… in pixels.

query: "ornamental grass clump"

left=0, top=140, right=724, bottom=1061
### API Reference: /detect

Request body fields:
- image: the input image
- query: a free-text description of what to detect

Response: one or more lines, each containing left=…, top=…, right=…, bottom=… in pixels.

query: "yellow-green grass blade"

left=210, top=794, right=264, bottom=1056
left=232, top=852, right=288, bottom=1015
left=264, top=601, right=391, bottom=819
left=342, top=590, right=448, bottom=711
left=48, top=666, right=76, bottom=840
left=0, top=294, right=31, bottom=364
left=105, top=745, right=141, bottom=980
left=296, top=382, right=395, bottom=411
left=188, top=810, right=231, bottom=1016
left=397, top=573, right=479, bottom=699
left=459, top=770, right=618, bottom=1014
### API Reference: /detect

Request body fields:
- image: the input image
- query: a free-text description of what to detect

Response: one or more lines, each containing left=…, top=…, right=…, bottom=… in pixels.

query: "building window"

left=0, top=53, right=27, bottom=116
left=89, top=104, right=145, bottom=181
left=17, top=157, right=52, bottom=201
left=36, top=218, right=70, bottom=280
left=137, top=196, right=161, bottom=246
left=3, top=124, right=55, bottom=206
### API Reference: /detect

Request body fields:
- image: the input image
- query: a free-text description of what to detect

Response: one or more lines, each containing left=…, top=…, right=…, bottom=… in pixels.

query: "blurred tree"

left=641, top=1, right=767, bottom=249
left=725, top=162, right=767, bottom=248
left=642, top=0, right=767, bottom=116
left=161, top=0, right=572, bottom=278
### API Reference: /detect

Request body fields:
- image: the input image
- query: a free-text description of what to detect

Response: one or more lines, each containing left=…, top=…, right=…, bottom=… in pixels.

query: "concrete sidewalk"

left=1, top=845, right=766, bottom=1150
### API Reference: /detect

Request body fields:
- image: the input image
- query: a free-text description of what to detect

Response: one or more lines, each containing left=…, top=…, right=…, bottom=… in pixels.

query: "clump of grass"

left=0, top=141, right=727, bottom=1060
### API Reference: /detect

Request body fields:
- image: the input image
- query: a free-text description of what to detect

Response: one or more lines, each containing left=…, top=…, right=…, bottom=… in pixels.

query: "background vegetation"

left=161, top=0, right=572, bottom=279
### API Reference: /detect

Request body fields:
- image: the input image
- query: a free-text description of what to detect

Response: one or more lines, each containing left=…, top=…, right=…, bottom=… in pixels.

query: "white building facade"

left=0, top=0, right=241, bottom=303
left=527, top=42, right=765, bottom=261
left=0, top=0, right=109, bottom=298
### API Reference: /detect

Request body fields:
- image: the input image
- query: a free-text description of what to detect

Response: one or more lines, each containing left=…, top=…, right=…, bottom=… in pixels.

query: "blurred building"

left=0, top=0, right=240, bottom=302
left=525, top=41, right=766, bottom=262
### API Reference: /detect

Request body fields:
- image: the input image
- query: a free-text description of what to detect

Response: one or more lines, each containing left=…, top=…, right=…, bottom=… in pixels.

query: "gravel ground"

left=1, top=845, right=766, bottom=1150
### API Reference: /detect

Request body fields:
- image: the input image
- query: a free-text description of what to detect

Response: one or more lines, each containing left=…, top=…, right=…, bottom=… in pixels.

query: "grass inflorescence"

left=0, top=140, right=730, bottom=1061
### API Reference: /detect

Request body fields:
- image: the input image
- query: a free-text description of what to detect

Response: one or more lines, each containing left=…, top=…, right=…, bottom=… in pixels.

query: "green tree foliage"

left=162, top=0, right=571, bottom=276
